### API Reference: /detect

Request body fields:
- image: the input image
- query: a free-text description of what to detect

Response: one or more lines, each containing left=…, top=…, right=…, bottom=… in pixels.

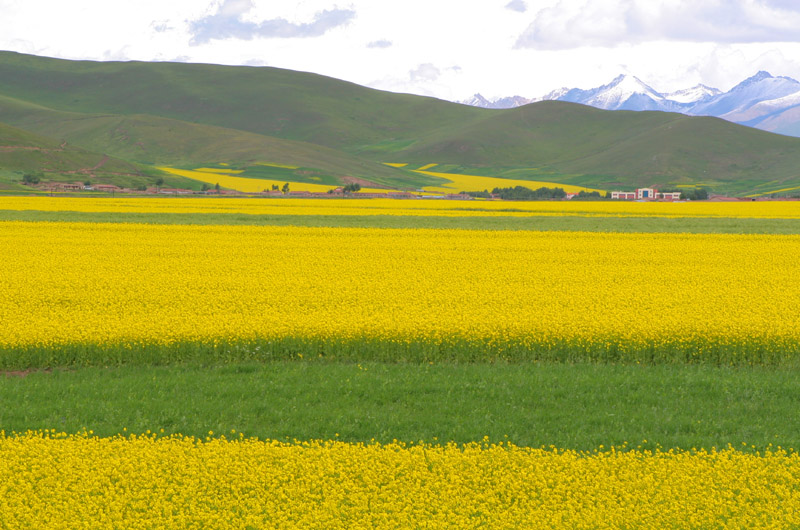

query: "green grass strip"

left=3, top=335, right=800, bottom=371
left=2, top=361, right=798, bottom=452
left=2, top=209, right=800, bottom=233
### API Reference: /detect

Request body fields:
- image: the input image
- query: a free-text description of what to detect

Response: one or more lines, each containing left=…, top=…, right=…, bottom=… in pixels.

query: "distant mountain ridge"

left=4, top=51, right=800, bottom=197
left=462, top=72, right=800, bottom=137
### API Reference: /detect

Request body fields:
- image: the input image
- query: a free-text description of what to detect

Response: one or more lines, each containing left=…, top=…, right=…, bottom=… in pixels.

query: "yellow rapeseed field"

left=158, top=167, right=390, bottom=194
left=1, top=221, right=799, bottom=364
left=416, top=169, right=605, bottom=195
left=3, top=196, right=800, bottom=218
left=1, top=432, right=798, bottom=530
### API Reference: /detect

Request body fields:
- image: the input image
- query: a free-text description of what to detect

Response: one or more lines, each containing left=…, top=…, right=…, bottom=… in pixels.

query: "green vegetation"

left=3, top=331, right=799, bottom=372
left=3, top=51, right=800, bottom=196
left=491, top=185, right=567, bottom=200
left=0, top=121, right=173, bottom=191
left=4, top=208, right=800, bottom=234
left=2, top=362, right=798, bottom=451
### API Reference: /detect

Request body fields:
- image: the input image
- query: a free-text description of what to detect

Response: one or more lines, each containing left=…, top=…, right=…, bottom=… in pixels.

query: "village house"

left=611, top=191, right=637, bottom=200
left=93, top=184, right=122, bottom=193
left=611, top=188, right=682, bottom=201
left=39, top=181, right=85, bottom=192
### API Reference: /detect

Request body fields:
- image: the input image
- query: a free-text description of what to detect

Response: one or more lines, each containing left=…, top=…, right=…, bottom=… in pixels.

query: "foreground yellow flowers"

left=1, top=432, right=798, bottom=530
left=1, top=221, right=800, bottom=364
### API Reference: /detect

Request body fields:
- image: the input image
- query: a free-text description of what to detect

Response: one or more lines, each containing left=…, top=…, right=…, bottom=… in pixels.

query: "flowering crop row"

left=1, top=431, right=798, bottom=530
left=2, top=221, right=799, bottom=366
left=3, top=196, right=800, bottom=218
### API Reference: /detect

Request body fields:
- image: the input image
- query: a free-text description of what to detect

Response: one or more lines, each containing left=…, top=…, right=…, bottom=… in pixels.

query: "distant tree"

left=83, top=180, right=92, bottom=186
left=154, top=177, right=165, bottom=191
left=272, top=184, right=279, bottom=191
left=491, top=186, right=566, bottom=200
left=460, top=189, right=492, bottom=198
left=22, top=173, right=40, bottom=185
left=572, top=190, right=605, bottom=200
left=282, top=182, right=290, bottom=194
left=343, top=183, right=361, bottom=193
left=680, top=188, right=709, bottom=201
left=215, top=182, right=221, bottom=191
left=201, top=183, right=211, bottom=191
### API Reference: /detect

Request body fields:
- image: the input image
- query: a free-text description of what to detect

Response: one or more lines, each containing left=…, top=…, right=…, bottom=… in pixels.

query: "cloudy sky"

left=3, top=0, right=800, bottom=102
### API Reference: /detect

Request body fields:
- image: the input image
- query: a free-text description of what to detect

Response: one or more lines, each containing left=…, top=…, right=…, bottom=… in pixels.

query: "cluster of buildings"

left=610, top=188, right=682, bottom=201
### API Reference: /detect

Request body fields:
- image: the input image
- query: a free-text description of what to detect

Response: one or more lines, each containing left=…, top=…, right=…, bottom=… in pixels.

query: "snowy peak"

left=459, top=93, right=532, bottom=109
left=463, top=93, right=492, bottom=107
left=693, top=71, right=800, bottom=117
left=459, top=71, right=800, bottom=137
left=558, top=74, right=670, bottom=111
left=665, top=84, right=721, bottom=104
left=733, top=70, right=774, bottom=89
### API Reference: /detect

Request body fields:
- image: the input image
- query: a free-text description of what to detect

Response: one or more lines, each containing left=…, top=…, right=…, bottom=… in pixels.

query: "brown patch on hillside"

left=342, top=175, right=392, bottom=189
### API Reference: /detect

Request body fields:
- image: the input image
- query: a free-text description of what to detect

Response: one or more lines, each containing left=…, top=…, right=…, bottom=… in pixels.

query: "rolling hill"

left=3, top=50, right=800, bottom=196
left=0, top=120, right=170, bottom=191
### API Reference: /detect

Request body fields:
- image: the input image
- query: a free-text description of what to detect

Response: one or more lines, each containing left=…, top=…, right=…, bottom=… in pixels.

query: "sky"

left=3, top=0, right=800, bottom=102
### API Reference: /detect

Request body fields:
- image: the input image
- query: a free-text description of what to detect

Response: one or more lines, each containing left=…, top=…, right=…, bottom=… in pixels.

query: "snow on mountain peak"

left=560, top=73, right=667, bottom=111
left=665, top=84, right=721, bottom=104
left=457, top=72, right=800, bottom=137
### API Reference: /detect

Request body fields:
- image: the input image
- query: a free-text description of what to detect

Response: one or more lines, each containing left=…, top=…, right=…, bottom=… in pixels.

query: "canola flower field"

left=3, top=196, right=800, bottom=529
left=4, top=195, right=800, bottom=218
left=159, top=167, right=390, bottom=194
left=2, top=431, right=799, bottom=530
left=2, top=221, right=800, bottom=366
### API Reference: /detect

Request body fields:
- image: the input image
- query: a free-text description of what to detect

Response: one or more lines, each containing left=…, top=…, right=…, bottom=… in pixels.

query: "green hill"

left=382, top=102, right=800, bottom=195
left=0, top=94, right=412, bottom=182
left=0, top=120, right=177, bottom=191
left=3, top=50, right=800, bottom=196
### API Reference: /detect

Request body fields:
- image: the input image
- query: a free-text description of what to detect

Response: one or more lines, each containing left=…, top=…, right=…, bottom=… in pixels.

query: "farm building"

left=611, top=188, right=683, bottom=201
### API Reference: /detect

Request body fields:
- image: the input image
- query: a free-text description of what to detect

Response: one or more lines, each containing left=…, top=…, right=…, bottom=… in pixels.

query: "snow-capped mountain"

left=460, top=72, right=800, bottom=137
left=664, top=84, right=721, bottom=104
left=557, top=74, right=679, bottom=112
left=462, top=93, right=533, bottom=109
left=691, top=71, right=800, bottom=117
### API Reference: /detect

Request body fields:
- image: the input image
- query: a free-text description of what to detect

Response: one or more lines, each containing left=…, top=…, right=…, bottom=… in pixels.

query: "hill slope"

left=0, top=93, right=409, bottom=182
left=0, top=51, right=487, bottom=150
left=384, top=102, right=800, bottom=194
left=3, top=51, right=800, bottom=196
left=0, top=120, right=172, bottom=190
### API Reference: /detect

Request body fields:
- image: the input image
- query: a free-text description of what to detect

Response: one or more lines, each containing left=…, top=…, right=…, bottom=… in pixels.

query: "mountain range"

left=462, top=72, right=800, bottom=137
left=3, top=51, right=800, bottom=197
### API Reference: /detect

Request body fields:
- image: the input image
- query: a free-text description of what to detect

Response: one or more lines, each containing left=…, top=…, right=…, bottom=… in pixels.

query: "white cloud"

left=505, top=0, right=527, bottom=12
left=409, top=63, right=441, bottom=82
left=3, top=0, right=800, bottom=103
left=515, top=0, right=800, bottom=50
left=189, top=0, right=356, bottom=45
left=367, top=39, right=392, bottom=48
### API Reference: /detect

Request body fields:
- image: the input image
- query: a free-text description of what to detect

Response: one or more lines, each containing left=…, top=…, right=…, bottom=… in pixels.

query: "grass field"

left=3, top=362, right=799, bottom=451
left=6, top=208, right=800, bottom=233
left=2, top=195, right=799, bottom=528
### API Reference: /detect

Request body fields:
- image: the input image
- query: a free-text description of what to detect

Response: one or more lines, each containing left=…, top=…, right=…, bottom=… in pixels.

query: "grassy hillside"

left=0, top=120, right=184, bottom=191
left=384, top=102, right=800, bottom=194
left=0, top=51, right=487, bottom=150
left=0, top=94, right=414, bottom=183
left=3, top=51, right=800, bottom=195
